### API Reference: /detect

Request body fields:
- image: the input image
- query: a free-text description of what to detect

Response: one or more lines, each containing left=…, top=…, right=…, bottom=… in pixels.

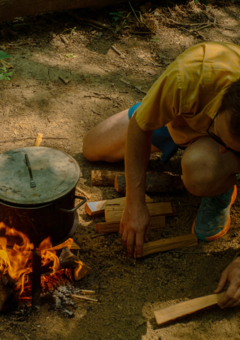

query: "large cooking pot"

left=0, top=147, right=86, bottom=247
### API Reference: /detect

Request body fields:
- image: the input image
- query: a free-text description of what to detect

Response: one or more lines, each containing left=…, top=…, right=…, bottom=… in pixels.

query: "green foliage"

left=110, top=11, right=124, bottom=26
left=0, top=52, right=13, bottom=81
left=0, top=51, right=11, bottom=60
left=151, top=36, right=159, bottom=42
left=0, top=67, right=13, bottom=81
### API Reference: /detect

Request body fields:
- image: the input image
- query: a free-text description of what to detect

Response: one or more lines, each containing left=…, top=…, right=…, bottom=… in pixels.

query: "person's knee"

left=82, top=133, right=99, bottom=162
left=181, top=146, right=217, bottom=196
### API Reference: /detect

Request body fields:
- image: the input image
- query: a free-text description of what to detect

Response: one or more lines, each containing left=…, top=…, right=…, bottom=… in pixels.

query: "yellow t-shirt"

left=135, top=41, right=240, bottom=147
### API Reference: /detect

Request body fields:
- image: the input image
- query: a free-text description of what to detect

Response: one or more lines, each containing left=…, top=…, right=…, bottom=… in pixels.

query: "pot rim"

left=0, top=198, right=54, bottom=209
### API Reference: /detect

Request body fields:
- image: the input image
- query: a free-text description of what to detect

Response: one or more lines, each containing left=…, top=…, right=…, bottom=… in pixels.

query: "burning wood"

left=58, top=247, right=92, bottom=281
left=0, top=223, right=92, bottom=311
left=0, top=275, right=19, bottom=313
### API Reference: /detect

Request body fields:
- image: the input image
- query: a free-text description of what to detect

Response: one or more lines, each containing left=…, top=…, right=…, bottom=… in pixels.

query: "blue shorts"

left=128, top=102, right=183, bottom=164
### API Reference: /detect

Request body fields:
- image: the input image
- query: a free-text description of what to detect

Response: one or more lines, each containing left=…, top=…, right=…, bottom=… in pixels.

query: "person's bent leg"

left=181, top=137, right=240, bottom=241
left=181, top=137, right=240, bottom=197
left=83, top=108, right=162, bottom=163
left=83, top=109, right=129, bottom=162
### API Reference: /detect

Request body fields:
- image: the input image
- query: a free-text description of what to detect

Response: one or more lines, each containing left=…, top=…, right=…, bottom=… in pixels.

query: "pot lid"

left=0, top=147, right=80, bottom=205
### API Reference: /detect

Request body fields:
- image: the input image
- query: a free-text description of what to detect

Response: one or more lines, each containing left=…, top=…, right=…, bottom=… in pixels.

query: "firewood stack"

left=86, top=170, right=198, bottom=257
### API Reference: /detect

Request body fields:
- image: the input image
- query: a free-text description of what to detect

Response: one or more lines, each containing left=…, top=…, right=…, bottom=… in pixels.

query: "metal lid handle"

left=58, top=195, right=87, bottom=213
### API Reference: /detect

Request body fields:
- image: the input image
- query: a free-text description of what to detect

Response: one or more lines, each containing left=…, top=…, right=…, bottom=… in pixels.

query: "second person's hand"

left=119, top=201, right=151, bottom=257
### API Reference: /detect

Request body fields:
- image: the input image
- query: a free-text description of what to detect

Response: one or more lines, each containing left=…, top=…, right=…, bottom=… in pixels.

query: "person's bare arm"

left=119, top=113, right=153, bottom=257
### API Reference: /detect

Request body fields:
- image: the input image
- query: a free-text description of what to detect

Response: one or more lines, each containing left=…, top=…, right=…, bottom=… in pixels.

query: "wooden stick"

left=91, top=170, right=124, bottom=187
left=85, top=194, right=153, bottom=216
left=154, top=293, right=224, bottom=326
left=129, top=1, right=141, bottom=23
left=114, top=173, right=183, bottom=193
left=68, top=12, right=111, bottom=29
left=33, top=133, right=43, bottom=147
left=75, top=187, right=91, bottom=200
left=167, top=18, right=208, bottom=27
left=136, top=234, right=198, bottom=257
left=71, top=294, right=98, bottom=302
left=60, top=35, right=69, bottom=44
left=80, top=290, right=95, bottom=295
left=120, top=78, right=147, bottom=95
left=96, top=215, right=165, bottom=233
left=111, top=46, right=122, bottom=56
left=105, top=202, right=173, bottom=223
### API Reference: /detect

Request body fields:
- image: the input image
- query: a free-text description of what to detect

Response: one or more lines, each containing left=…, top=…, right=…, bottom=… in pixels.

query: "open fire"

left=0, top=222, right=84, bottom=310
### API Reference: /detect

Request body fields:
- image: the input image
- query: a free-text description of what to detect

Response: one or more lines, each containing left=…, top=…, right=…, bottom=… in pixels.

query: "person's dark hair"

left=219, top=79, right=240, bottom=135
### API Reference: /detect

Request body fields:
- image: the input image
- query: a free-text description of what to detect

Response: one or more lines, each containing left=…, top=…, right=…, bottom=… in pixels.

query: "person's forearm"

left=125, top=114, right=153, bottom=205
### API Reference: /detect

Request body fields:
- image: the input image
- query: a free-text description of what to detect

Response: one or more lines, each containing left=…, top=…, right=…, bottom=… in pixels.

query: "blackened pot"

left=0, top=147, right=85, bottom=248
left=0, top=188, right=86, bottom=248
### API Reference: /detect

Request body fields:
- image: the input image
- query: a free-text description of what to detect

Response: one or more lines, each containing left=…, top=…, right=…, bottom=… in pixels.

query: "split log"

left=73, top=261, right=91, bottom=281
left=85, top=194, right=153, bottom=216
left=59, top=247, right=91, bottom=281
left=91, top=170, right=124, bottom=187
left=0, top=0, right=139, bottom=23
left=105, top=202, right=173, bottom=223
left=71, top=242, right=80, bottom=250
left=0, top=276, right=19, bottom=313
left=154, top=293, right=224, bottom=326
left=96, top=215, right=165, bottom=233
left=136, top=234, right=198, bottom=257
left=114, top=173, right=184, bottom=193
left=59, top=247, right=79, bottom=269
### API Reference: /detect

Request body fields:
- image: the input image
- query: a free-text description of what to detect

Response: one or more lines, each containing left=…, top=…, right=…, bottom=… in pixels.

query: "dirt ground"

left=1, top=1, right=240, bottom=339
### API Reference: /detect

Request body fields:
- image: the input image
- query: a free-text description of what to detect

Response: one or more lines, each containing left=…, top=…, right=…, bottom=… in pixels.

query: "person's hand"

left=215, top=257, right=240, bottom=308
left=119, top=202, right=151, bottom=258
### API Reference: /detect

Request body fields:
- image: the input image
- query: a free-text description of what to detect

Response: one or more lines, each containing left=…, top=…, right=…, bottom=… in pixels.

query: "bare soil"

left=1, top=1, right=240, bottom=339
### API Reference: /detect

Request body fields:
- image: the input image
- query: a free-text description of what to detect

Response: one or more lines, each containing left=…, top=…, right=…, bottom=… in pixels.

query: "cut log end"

left=91, top=170, right=124, bottom=187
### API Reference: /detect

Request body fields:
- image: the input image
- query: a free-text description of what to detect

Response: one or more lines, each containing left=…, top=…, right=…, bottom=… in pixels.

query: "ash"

left=51, top=285, right=85, bottom=316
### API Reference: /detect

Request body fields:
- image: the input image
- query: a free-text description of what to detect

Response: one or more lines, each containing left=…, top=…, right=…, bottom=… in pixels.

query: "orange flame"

left=0, top=222, right=73, bottom=295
